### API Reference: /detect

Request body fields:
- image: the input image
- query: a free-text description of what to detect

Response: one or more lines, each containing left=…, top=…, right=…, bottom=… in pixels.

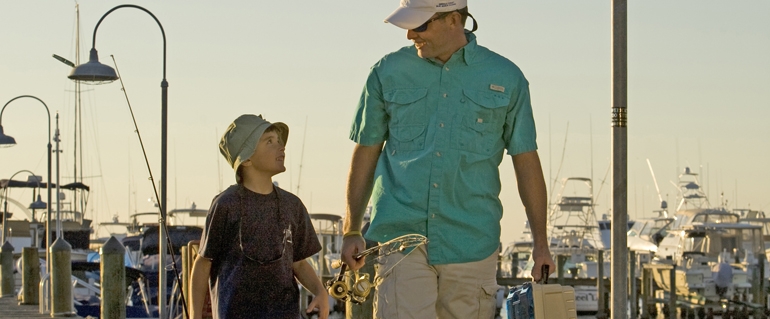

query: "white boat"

left=500, top=221, right=533, bottom=278
left=648, top=167, right=766, bottom=314
left=521, top=177, right=607, bottom=312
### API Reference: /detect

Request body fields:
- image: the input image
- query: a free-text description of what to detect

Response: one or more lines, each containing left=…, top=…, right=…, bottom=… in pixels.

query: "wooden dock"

left=0, top=296, right=84, bottom=318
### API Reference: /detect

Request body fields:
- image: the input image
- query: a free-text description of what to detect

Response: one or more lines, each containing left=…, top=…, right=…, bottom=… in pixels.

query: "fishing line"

left=110, top=55, right=190, bottom=319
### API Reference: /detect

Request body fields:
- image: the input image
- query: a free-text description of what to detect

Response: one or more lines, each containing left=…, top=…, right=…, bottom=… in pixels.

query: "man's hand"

left=530, top=245, right=555, bottom=283
left=341, top=235, right=366, bottom=271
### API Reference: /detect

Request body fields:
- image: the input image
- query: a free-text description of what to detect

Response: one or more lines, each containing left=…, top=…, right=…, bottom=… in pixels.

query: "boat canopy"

left=0, top=179, right=90, bottom=191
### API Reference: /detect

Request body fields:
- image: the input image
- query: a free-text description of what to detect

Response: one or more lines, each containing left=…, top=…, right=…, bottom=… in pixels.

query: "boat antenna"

left=646, top=159, right=667, bottom=217
left=110, top=54, right=190, bottom=317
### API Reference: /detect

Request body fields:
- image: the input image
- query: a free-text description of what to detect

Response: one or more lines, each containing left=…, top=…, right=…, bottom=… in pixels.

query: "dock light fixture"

left=0, top=95, right=54, bottom=259
left=0, top=126, right=16, bottom=147
left=66, top=5, right=175, bottom=318
left=29, top=194, right=47, bottom=210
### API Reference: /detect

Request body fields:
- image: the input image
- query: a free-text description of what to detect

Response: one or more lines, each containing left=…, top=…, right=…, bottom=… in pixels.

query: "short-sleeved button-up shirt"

left=349, top=33, right=537, bottom=265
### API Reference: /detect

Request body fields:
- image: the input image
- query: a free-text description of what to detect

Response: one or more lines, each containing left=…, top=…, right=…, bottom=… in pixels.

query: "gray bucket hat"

left=219, top=114, right=289, bottom=182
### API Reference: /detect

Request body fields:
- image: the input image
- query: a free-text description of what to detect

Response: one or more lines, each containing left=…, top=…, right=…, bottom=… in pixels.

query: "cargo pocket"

left=384, top=88, right=429, bottom=153
left=389, top=124, right=427, bottom=152
left=452, top=89, right=509, bottom=155
left=477, top=283, right=499, bottom=319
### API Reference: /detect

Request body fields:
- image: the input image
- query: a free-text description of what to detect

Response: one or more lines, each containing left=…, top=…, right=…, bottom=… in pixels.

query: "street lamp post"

left=67, top=5, right=172, bottom=318
left=0, top=95, right=54, bottom=268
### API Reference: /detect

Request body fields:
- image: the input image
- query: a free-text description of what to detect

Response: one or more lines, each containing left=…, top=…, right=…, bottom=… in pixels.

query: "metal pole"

left=1, top=197, right=6, bottom=244
left=611, top=0, right=629, bottom=318
left=46, top=141, right=52, bottom=277
left=159, top=78, right=169, bottom=319
left=629, top=251, right=637, bottom=319
left=55, top=113, right=62, bottom=238
left=91, top=6, right=172, bottom=316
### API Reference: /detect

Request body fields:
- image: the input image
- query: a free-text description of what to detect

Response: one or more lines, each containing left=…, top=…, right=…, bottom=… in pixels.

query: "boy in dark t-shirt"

left=190, top=114, right=329, bottom=319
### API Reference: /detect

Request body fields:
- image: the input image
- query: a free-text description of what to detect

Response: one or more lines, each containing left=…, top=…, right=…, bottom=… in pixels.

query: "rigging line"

left=594, top=162, right=612, bottom=205
left=110, top=55, right=190, bottom=318
left=296, top=116, right=308, bottom=196
left=549, top=122, right=569, bottom=202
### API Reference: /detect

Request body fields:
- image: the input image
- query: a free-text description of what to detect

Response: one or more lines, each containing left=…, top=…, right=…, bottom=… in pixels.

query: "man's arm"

left=189, top=256, right=212, bottom=319
left=293, top=259, right=329, bottom=319
left=341, top=142, right=383, bottom=270
left=511, top=150, right=555, bottom=281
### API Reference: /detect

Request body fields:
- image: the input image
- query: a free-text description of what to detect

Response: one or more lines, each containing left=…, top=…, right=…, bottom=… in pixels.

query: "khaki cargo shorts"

left=373, top=245, right=500, bottom=319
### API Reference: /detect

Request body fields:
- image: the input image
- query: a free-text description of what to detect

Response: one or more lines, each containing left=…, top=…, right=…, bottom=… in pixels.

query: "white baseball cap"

left=384, top=0, right=468, bottom=30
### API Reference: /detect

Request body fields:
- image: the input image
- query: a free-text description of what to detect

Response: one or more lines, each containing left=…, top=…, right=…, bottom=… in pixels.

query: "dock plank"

left=0, top=296, right=83, bottom=318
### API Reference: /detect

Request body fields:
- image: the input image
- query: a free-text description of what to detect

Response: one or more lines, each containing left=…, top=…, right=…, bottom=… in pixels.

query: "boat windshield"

left=683, top=227, right=763, bottom=260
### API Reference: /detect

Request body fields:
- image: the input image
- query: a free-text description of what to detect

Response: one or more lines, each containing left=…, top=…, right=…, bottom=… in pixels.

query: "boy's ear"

left=241, top=159, right=252, bottom=167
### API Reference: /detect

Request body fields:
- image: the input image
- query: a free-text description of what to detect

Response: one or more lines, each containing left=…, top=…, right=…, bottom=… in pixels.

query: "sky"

left=1, top=1, right=768, bottom=246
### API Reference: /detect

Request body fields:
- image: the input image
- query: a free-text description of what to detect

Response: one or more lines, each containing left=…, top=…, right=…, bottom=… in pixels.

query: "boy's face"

left=244, top=130, right=286, bottom=176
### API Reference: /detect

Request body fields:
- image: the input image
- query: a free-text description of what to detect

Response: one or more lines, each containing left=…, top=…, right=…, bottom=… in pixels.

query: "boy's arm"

left=292, top=259, right=329, bottom=319
left=189, top=256, right=212, bottom=319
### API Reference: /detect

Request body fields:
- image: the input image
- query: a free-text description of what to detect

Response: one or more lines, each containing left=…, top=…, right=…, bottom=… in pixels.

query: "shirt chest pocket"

left=384, top=88, right=429, bottom=152
left=451, top=89, right=510, bottom=156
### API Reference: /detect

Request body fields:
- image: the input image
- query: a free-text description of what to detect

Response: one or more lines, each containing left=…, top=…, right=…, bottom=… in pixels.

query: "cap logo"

left=436, top=2, right=456, bottom=8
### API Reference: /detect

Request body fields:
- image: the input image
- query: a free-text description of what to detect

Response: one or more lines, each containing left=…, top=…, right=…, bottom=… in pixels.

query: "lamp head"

left=29, top=194, right=47, bottom=210
left=68, top=48, right=119, bottom=84
left=0, top=125, right=17, bottom=148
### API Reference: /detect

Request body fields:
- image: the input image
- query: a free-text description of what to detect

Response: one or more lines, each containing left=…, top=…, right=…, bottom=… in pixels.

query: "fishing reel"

left=326, top=234, right=428, bottom=304
left=326, top=269, right=373, bottom=304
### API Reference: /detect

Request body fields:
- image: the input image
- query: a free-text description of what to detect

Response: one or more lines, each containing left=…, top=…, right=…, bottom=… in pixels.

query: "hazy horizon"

left=1, top=1, right=768, bottom=247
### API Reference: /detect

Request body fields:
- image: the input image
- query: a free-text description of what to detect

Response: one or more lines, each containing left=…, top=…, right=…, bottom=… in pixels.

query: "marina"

left=1, top=1, right=768, bottom=319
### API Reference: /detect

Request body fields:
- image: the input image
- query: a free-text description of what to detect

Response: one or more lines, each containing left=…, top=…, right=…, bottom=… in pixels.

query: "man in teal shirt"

left=342, top=1, right=555, bottom=317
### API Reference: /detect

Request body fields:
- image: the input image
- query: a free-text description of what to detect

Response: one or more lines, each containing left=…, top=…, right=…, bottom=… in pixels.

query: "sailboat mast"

left=71, top=3, right=84, bottom=215
left=77, top=4, right=84, bottom=215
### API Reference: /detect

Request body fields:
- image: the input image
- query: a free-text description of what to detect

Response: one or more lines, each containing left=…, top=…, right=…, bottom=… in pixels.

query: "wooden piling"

left=20, top=247, right=39, bottom=305
left=596, top=250, right=606, bottom=319
left=50, top=237, right=75, bottom=316
left=100, top=236, right=125, bottom=319
left=668, top=262, right=676, bottom=319
left=0, top=241, right=13, bottom=297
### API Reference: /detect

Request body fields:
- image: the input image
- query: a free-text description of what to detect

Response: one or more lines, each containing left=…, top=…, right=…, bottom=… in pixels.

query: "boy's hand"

left=341, top=235, right=366, bottom=271
left=306, top=289, right=329, bottom=319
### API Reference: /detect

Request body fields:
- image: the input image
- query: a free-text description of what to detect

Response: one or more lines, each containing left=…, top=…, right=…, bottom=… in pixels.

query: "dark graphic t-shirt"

left=198, top=184, right=321, bottom=319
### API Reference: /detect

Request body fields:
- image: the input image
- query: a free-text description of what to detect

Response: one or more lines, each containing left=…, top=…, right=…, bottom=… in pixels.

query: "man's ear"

left=241, top=159, right=252, bottom=167
left=449, top=12, right=463, bottom=29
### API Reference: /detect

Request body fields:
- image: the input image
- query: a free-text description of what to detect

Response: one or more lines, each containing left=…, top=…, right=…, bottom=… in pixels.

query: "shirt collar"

left=460, top=31, right=478, bottom=65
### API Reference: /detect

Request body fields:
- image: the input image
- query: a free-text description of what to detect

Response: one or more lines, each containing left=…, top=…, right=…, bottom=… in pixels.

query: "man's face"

left=245, top=130, right=286, bottom=176
left=407, top=12, right=456, bottom=61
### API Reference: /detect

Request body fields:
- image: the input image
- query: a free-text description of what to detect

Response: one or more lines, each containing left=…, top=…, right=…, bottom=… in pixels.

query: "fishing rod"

left=110, top=55, right=190, bottom=319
